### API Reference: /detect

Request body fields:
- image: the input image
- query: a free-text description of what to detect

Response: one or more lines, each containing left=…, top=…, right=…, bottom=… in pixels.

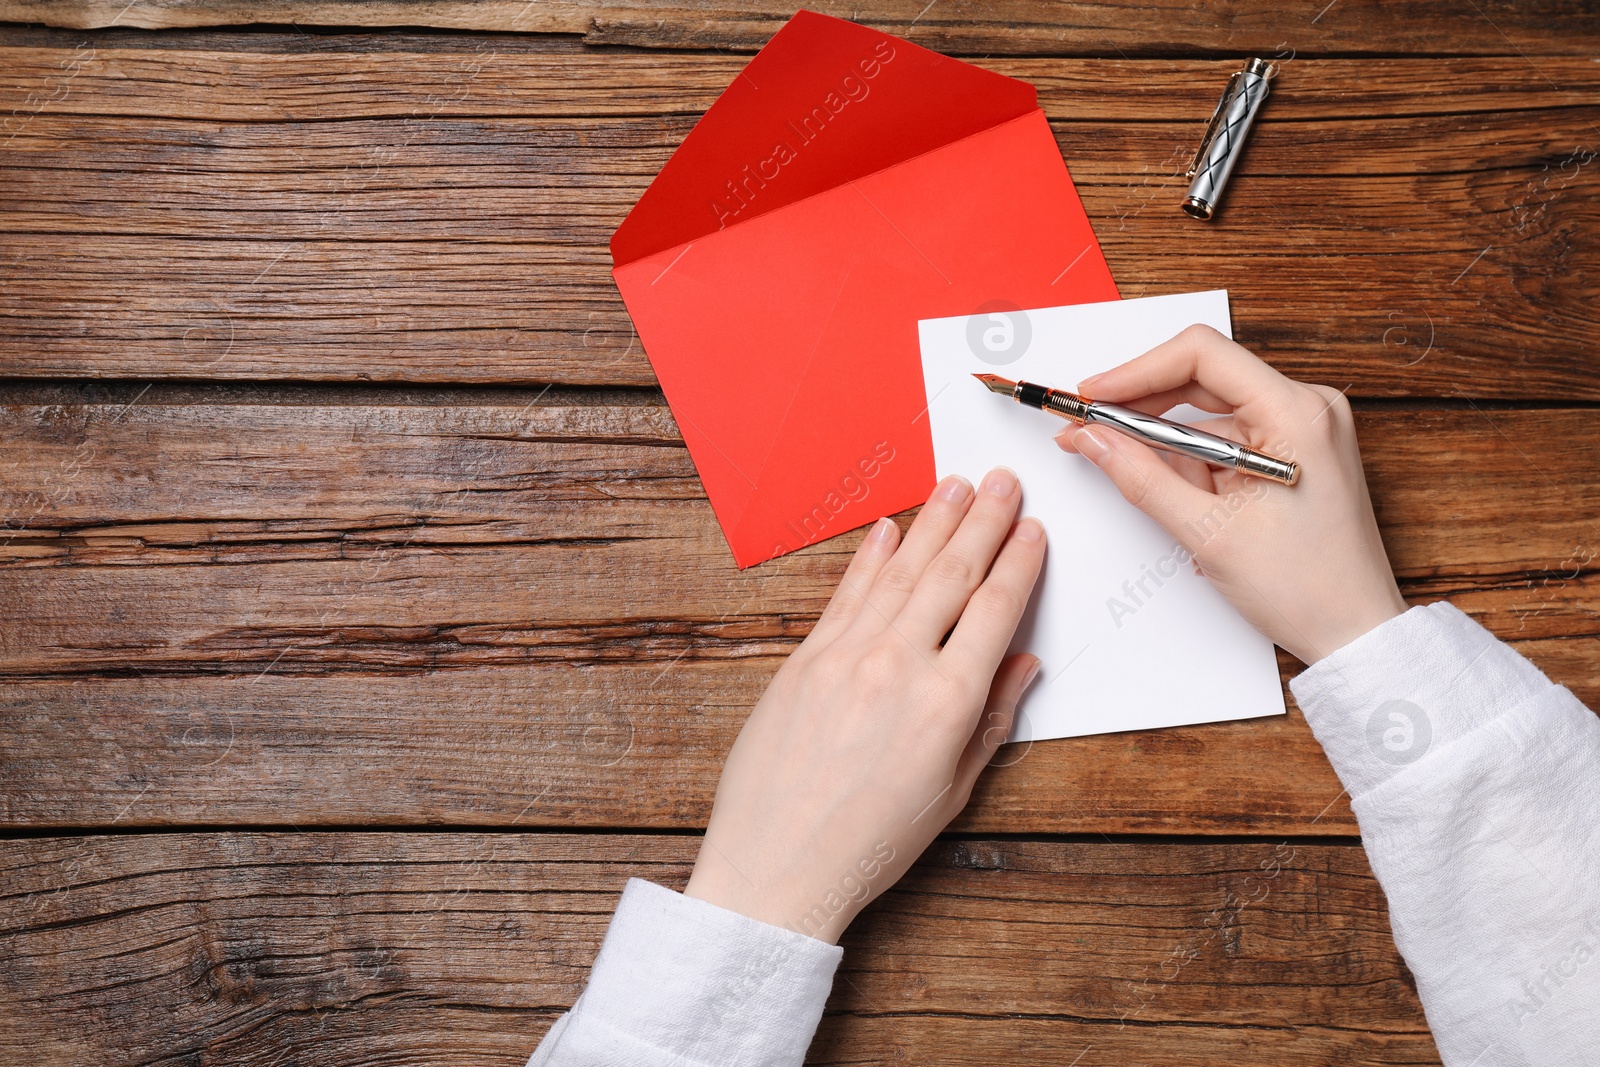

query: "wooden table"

left=2, top=3, right=1596, bottom=1064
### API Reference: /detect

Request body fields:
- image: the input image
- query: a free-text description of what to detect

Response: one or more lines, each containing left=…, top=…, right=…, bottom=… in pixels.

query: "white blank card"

left=917, top=289, right=1286, bottom=742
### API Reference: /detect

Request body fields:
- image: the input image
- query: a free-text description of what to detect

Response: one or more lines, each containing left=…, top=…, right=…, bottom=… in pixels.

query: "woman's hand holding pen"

left=685, top=469, right=1046, bottom=944
left=1059, top=324, right=1408, bottom=665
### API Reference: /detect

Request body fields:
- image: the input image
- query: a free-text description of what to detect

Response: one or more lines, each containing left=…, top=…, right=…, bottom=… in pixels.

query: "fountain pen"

left=974, top=373, right=1299, bottom=485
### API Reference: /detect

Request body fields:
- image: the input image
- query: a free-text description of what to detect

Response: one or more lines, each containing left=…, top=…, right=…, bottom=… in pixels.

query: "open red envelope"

left=612, top=10, right=1118, bottom=568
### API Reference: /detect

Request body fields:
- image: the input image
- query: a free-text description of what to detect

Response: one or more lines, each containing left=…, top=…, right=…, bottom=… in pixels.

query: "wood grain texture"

left=1, top=663, right=1358, bottom=832
left=0, top=0, right=1594, bottom=60
left=0, top=12, right=1588, bottom=1064
left=1, top=42, right=1597, bottom=393
left=0, top=833, right=1440, bottom=1066
left=2, top=389, right=1595, bottom=832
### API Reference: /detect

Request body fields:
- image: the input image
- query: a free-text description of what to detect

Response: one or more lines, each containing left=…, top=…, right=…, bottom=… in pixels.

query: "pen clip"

left=1186, top=70, right=1247, bottom=179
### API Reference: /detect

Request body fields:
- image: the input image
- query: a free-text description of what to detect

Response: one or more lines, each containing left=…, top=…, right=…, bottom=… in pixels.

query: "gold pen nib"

left=973, top=373, right=1017, bottom=396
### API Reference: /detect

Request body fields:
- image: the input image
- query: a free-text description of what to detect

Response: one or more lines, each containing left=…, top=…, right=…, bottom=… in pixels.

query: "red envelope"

left=612, top=10, right=1118, bottom=568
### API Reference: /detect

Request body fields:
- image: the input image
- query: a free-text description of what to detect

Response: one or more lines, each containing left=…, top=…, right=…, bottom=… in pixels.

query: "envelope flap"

left=611, top=9, right=1039, bottom=266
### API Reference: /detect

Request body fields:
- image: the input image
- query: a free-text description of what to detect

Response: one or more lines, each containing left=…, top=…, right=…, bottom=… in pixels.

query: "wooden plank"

left=2, top=389, right=1594, bottom=601
left=1, top=503, right=1593, bottom=670
left=4, top=633, right=1594, bottom=835
left=1, top=391, right=1595, bottom=832
left=7, top=45, right=1600, bottom=120
left=0, top=833, right=1439, bottom=1065
left=0, top=0, right=1592, bottom=60
left=0, top=659, right=1352, bottom=832
left=1, top=46, right=1598, bottom=393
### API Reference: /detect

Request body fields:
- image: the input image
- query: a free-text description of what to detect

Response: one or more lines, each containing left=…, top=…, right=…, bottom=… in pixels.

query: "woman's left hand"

left=685, top=467, right=1046, bottom=943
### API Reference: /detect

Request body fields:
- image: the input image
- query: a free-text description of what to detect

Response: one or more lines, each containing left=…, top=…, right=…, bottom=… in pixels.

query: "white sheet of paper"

left=917, top=289, right=1286, bottom=742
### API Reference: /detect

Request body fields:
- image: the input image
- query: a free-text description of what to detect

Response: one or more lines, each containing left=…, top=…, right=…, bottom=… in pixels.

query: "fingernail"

left=937, top=474, right=972, bottom=502
left=871, top=516, right=896, bottom=542
left=1078, top=373, right=1104, bottom=394
left=980, top=466, right=1018, bottom=496
left=1021, top=658, right=1042, bottom=692
left=1013, top=517, right=1043, bottom=543
left=1073, top=428, right=1109, bottom=463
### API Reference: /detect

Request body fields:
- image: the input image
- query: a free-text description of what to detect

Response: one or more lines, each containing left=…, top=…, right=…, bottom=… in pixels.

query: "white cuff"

left=1288, top=602, right=1554, bottom=798
left=1292, top=603, right=1600, bottom=1066
left=530, top=878, right=842, bottom=1067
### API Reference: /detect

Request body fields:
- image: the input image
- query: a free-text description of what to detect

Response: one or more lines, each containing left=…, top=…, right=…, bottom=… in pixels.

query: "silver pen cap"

left=1182, top=58, right=1276, bottom=221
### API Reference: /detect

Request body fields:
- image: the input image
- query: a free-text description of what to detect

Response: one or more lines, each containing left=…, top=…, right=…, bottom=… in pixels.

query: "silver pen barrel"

left=1087, top=402, right=1299, bottom=485
left=1182, top=58, right=1275, bottom=220
left=970, top=373, right=1300, bottom=485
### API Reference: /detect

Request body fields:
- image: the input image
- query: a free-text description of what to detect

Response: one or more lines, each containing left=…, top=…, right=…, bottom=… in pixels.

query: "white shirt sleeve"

left=525, top=877, right=842, bottom=1067
left=1290, top=602, right=1600, bottom=1067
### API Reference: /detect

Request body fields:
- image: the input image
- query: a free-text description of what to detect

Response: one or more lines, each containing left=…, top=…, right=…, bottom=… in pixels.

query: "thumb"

left=1066, top=426, right=1210, bottom=541
left=954, top=653, right=1040, bottom=794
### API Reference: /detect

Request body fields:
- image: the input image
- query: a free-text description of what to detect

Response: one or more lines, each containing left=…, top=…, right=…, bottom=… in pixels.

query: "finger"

left=1058, top=418, right=1230, bottom=492
left=1070, top=426, right=1217, bottom=543
left=804, top=516, right=901, bottom=648
left=1076, top=324, right=1295, bottom=413
left=953, top=653, right=1039, bottom=797
left=1160, top=448, right=1219, bottom=493
left=896, top=467, right=1023, bottom=647
left=942, top=516, right=1047, bottom=675
left=852, top=473, right=974, bottom=631
left=1079, top=382, right=1233, bottom=418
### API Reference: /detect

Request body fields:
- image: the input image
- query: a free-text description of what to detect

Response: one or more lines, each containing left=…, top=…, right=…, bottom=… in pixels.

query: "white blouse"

left=527, top=604, right=1600, bottom=1067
